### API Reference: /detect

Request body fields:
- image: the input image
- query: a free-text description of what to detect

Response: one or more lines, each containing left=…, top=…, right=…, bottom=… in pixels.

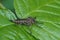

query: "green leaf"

left=0, top=0, right=60, bottom=40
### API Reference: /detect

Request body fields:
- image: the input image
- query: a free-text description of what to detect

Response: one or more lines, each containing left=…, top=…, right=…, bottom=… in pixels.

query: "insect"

left=10, top=17, right=36, bottom=26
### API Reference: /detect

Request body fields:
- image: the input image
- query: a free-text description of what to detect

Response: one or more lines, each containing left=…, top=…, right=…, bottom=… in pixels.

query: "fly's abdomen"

left=10, top=20, right=26, bottom=24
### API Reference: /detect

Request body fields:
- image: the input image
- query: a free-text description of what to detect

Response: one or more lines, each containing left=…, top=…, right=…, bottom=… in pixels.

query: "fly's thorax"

left=26, top=17, right=35, bottom=24
left=27, top=17, right=35, bottom=23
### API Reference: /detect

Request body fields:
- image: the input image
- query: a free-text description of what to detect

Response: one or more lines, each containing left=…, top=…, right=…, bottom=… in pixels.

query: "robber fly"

left=10, top=17, right=36, bottom=26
